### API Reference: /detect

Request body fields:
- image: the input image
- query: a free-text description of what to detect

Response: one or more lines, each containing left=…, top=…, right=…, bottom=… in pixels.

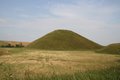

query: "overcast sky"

left=0, top=0, right=120, bottom=45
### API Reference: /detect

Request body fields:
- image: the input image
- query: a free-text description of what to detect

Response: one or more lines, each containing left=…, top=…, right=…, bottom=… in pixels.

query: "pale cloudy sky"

left=0, top=0, right=120, bottom=45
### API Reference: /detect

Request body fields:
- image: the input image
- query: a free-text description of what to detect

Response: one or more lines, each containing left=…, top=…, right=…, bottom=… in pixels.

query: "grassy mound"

left=27, top=29, right=102, bottom=50
left=96, top=43, right=120, bottom=54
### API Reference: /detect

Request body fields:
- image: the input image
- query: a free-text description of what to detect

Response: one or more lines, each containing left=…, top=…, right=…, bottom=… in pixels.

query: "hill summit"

left=27, top=29, right=102, bottom=50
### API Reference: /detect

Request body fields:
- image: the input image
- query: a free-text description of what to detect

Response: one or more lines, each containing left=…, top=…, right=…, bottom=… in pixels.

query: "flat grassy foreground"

left=0, top=48, right=120, bottom=80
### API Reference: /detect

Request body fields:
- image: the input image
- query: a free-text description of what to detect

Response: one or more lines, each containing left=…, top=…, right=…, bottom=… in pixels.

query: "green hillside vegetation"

left=96, top=43, right=120, bottom=54
left=27, top=30, right=102, bottom=50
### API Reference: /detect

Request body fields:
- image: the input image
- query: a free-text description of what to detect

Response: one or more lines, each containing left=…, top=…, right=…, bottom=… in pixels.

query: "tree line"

left=1, top=43, right=24, bottom=48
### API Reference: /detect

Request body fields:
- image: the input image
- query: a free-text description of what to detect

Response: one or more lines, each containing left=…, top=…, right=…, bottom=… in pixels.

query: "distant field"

left=0, top=48, right=120, bottom=80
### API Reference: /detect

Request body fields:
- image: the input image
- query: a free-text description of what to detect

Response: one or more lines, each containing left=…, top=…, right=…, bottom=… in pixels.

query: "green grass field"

left=0, top=48, right=120, bottom=80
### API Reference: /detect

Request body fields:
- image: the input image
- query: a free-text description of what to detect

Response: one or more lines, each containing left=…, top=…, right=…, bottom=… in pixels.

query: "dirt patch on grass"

left=0, top=49, right=9, bottom=56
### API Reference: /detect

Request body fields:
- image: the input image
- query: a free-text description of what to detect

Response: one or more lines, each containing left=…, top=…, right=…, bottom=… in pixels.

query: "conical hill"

left=27, top=30, right=102, bottom=50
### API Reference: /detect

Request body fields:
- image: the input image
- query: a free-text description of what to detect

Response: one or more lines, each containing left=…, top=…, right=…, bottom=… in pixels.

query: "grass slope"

left=97, top=43, right=120, bottom=54
left=27, top=30, right=102, bottom=50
